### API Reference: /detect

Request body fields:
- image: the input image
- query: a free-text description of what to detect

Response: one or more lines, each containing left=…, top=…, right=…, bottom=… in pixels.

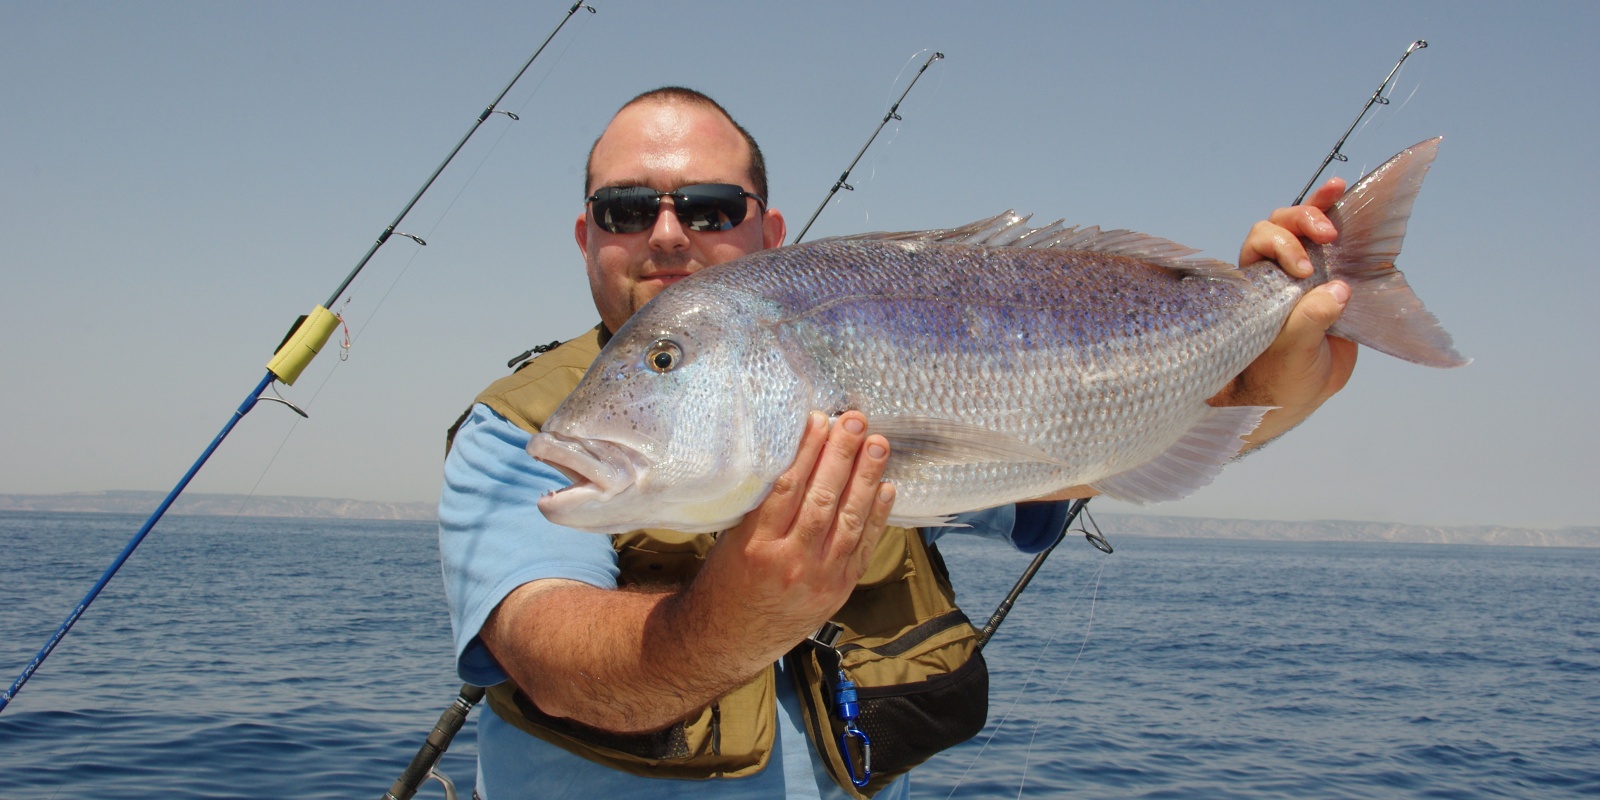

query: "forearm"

left=479, top=411, right=894, bottom=734
left=482, top=578, right=776, bottom=733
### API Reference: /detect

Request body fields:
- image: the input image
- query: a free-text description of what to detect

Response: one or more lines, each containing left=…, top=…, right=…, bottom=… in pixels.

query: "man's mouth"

left=640, top=270, right=692, bottom=286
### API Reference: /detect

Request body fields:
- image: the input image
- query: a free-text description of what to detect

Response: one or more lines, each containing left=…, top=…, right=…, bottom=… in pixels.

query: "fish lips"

left=528, top=431, right=648, bottom=523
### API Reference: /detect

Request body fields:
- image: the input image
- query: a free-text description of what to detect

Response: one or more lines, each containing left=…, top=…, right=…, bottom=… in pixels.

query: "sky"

left=2, top=1, right=1595, bottom=529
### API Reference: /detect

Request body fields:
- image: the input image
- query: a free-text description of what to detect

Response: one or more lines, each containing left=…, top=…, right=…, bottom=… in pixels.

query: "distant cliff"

left=1091, top=513, right=1600, bottom=549
left=0, top=491, right=436, bottom=521
left=1, top=492, right=1595, bottom=547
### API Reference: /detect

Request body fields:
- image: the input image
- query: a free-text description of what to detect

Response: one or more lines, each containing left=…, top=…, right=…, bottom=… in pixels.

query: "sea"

left=1, top=510, right=1595, bottom=799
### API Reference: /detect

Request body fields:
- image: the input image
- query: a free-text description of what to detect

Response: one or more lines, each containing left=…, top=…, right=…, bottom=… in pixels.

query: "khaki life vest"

left=451, top=327, right=990, bottom=798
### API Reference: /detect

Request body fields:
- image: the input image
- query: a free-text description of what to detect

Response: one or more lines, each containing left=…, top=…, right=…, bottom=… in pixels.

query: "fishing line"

left=180, top=4, right=599, bottom=516
left=854, top=49, right=944, bottom=211
left=792, top=49, right=945, bottom=243
left=1015, top=565, right=1103, bottom=799
left=1353, top=70, right=1427, bottom=180
left=942, top=556, right=1109, bottom=800
left=1293, top=40, right=1428, bottom=205
left=336, top=1, right=598, bottom=355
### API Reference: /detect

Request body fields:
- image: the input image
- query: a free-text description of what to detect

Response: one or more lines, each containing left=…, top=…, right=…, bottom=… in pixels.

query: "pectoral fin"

left=868, top=415, right=1061, bottom=468
left=1090, top=405, right=1272, bottom=504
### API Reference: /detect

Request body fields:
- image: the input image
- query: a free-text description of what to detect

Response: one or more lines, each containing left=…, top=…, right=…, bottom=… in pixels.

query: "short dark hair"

left=584, top=87, right=768, bottom=201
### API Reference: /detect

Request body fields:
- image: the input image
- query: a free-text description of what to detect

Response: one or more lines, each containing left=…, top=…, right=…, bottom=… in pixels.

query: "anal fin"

left=1090, top=405, right=1272, bottom=504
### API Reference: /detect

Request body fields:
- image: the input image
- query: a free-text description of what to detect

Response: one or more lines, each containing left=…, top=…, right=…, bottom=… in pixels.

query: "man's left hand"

left=1211, top=177, right=1358, bottom=449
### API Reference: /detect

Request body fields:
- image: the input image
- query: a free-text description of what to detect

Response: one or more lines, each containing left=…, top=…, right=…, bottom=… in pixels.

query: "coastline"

left=2, top=492, right=1595, bottom=548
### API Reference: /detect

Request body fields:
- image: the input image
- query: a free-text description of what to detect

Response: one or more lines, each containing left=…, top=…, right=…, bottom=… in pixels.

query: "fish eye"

left=645, top=340, right=682, bottom=373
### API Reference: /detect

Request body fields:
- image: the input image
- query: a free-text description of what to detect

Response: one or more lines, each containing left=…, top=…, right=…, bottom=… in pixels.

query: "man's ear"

left=762, top=208, right=787, bottom=249
left=574, top=212, right=589, bottom=256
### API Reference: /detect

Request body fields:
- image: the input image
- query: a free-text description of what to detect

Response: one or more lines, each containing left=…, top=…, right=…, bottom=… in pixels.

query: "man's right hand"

left=482, top=410, right=894, bottom=733
left=684, top=411, right=895, bottom=668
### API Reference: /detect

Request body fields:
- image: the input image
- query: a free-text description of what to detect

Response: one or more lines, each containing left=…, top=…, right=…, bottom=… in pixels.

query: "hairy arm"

left=480, top=411, right=894, bottom=733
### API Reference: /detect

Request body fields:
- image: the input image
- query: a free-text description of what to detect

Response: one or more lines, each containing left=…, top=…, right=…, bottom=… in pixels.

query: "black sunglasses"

left=586, top=183, right=766, bottom=234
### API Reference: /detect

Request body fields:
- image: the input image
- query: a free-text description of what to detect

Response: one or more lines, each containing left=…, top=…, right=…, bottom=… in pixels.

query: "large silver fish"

left=531, top=138, right=1466, bottom=534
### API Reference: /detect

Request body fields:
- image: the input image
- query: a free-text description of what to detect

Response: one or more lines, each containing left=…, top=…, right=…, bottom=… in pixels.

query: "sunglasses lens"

left=591, top=187, right=660, bottom=234
left=673, top=185, right=748, bottom=232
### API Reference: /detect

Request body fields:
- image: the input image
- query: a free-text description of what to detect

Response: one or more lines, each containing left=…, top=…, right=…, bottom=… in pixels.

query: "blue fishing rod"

left=1, top=1, right=598, bottom=716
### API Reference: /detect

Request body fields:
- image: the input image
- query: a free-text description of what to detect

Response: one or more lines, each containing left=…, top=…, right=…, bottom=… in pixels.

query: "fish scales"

left=705, top=239, right=1299, bottom=516
left=531, top=138, right=1464, bottom=534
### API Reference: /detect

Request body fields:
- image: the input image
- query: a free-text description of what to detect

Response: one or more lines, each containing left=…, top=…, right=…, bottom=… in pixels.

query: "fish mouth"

left=528, top=432, right=647, bottom=517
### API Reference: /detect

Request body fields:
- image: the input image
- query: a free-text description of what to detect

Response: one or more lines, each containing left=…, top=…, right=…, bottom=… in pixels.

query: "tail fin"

left=1319, top=137, right=1470, bottom=368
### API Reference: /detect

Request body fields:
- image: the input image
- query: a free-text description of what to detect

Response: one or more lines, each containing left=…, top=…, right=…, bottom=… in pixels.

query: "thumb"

left=1280, top=281, right=1350, bottom=352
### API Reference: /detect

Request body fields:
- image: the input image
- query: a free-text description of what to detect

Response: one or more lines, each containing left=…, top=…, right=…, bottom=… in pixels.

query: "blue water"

left=2, top=511, right=1596, bottom=799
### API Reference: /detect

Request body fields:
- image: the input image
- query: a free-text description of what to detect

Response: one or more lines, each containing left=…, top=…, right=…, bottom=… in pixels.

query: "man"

left=440, top=87, right=1353, bottom=799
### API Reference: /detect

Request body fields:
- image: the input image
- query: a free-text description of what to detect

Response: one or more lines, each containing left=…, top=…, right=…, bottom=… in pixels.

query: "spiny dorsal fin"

left=821, top=211, right=1239, bottom=279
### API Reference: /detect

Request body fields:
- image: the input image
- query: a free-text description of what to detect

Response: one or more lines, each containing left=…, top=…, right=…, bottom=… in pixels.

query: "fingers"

left=1240, top=177, right=1347, bottom=279
left=734, top=411, right=829, bottom=542
left=1241, top=219, right=1314, bottom=277
left=1282, top=282, right=1359, bottom=401
left=849, top=482, right=894, bottom=578
left=1225, top=281, right=1356, bottom=417
left=1281, top=281, right=1352, bottom=359
left=822, top=430, right=892, bottom=562
left=790, top=412, right=879, bottom=552
left=733, top=410, right=892, bottom=568
left=1304, top=176, right=1347, bottom=210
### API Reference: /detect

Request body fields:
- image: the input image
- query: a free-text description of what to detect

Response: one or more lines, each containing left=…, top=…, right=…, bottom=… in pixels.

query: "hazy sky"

left=3, top=2, right=1595, bottom=528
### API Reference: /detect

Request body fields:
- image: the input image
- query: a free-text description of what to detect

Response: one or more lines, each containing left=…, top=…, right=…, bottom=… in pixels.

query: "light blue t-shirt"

left=439, top=404, right=1065, bottom=799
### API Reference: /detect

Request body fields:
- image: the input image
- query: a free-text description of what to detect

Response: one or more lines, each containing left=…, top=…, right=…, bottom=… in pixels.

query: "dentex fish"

left=530, top=138, right=1467, bottom=535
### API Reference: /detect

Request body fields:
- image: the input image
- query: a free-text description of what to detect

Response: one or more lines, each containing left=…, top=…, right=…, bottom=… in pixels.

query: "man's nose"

left=648, top=197, right=690, bottom=251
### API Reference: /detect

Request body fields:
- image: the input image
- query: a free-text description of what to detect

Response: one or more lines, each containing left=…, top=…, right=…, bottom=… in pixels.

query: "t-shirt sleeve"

left=438, top=404, right=620, bottom=686
left=928, top=501, right=1077, bottom=554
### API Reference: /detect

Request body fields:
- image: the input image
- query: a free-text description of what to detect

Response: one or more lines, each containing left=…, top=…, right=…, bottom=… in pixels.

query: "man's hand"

left=483, top=410, right=894, bottom=733
left=684, top=410, right=895, bottom=668
left=1212, top=177, right=1358, bottom=449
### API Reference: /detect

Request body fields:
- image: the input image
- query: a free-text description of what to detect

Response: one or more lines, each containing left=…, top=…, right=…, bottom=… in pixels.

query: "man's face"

left=576, top=101, right=785, bottom=334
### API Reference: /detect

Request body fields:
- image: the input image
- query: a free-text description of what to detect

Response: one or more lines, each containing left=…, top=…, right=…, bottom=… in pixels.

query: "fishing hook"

left=1293, top=40, right=1427, bottom=205
left=793, top=51, right=945, bottom=243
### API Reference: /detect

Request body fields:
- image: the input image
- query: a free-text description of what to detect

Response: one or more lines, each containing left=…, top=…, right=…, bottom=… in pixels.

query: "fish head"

left=530, top=283, right=808, bottom=534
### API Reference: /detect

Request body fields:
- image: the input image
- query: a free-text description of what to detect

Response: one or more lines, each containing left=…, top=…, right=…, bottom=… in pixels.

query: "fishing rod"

left=1294, top=40, right=1427, bottom=205
left=974, top=38, right=1431, bottom=651
left=975, top=499, right=1105, bottom=650
left=791, top=51, right=944, bottom=244
left=0, top=1, right=598, bottom=716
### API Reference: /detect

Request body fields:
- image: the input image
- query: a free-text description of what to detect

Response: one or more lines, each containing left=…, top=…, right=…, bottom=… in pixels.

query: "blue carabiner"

left=840, top=723, right=873, bottom=788
left=832, top=670, right=872, bottom=788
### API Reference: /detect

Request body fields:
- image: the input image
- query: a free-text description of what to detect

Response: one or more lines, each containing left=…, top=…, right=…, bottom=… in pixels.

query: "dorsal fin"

left=821, top=210, right=1240, bottom=279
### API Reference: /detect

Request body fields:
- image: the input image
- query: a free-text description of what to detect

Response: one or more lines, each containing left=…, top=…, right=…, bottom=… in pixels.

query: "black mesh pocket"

left=850, top=650, right=989, bottom=773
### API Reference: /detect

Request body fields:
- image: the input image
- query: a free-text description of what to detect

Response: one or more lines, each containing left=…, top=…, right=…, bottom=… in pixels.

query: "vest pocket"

left=852, top=649, right=989, bottom=780
left=483, top=666, right=777, bottom=780
left=792, top=608, right=990, bottom=798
